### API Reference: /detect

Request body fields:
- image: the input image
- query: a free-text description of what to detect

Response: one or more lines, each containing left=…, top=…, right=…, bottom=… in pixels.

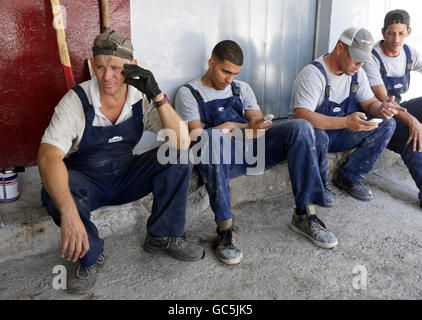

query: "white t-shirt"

left=174, top=78, right=260, bottom=125
left=41, top=77, right=162, bottom=156
left=290, top=55, right=374, bottom=116
left=363, top=41, right=422, bottom=87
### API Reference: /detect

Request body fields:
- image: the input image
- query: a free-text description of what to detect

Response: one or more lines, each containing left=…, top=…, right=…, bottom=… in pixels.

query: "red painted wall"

left=0, top=0, right=131, bottom=168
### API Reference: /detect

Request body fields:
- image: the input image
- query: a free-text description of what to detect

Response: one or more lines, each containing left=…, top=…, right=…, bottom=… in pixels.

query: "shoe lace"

left=76, top=264, right=96, bottom=280
left=309, top=214, right=327, bottom=231
left=96, top=254, right=105, bottom=265
left=75, top=254, right=104, bottom=279
left=219, top=227, right=239, bottom=248
left=350, top=182, right=362, bottom=191
left=166, top=237, right=184, bottom=249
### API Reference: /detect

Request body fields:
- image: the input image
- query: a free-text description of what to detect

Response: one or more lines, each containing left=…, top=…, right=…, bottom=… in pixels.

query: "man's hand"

left=379, top=96, right=407, bottom=119
left=245, top=115, right=273, bottom=139
left=60, top=212, right=89, bottom=262
left=345, top=112, right=379, bottom=132
left=407, top=117, right=422, bottom=152
left=122, top=64, right=161, bottom=101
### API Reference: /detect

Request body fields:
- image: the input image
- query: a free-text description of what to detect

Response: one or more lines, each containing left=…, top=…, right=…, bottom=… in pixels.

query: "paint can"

left=0, top=171, right=20, bottom=203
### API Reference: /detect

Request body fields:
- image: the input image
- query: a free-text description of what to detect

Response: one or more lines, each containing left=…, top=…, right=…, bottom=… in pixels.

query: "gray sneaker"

left=67, top=253, right=105, bottom=295
left=144, top=234, right=205, bottom=261
left=215, top=227, right=243, bottom=265
left=289, top=205, right=338, bottom=249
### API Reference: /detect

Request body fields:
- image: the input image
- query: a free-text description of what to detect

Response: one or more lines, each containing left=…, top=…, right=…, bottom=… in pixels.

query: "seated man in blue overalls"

left=175, top=40, right=338, bottom=266
left=291, top=27, right=403, bottom=203
left=363, top=10, right=422, bottom=208
left=38, top=30, right=204, bottom=294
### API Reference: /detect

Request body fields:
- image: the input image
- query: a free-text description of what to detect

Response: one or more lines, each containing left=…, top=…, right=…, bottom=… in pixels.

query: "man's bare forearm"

left=154, top=94, right=191, bottom=150
left=38, top=145, right=78, bottom=217
left=394, top=107, right=417, bottom=126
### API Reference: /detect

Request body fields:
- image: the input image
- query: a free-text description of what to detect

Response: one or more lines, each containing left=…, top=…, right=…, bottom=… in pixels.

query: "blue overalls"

left=373, top=44, right=422, bottom=202
left=184, top=82, right=248, bottom=129
left=41, top=85, right=192, bottom=268
left=184, top=81, right=326, bottom=223
left=311, top=61, right=396, bottom=184
left=372, top=44, right=412, bottom=104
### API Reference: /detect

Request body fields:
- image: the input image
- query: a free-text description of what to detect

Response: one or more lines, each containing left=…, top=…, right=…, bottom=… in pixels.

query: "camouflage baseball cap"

left=92, top=30, right=133, bottom=60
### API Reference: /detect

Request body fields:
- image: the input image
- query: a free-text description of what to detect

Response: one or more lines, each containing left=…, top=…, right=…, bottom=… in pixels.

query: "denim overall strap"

left=184, top=82, right=241, bottom=101
left=228, top=81, right=246, bottom=119
left=72, top=85, right=94, bottom=124
left=372, top=49, right=388, bottom=80
left=345, top=72, right=359, bottom=115
left=184, top=82, right=247, bottom=129
left=184, top=83, right=207, bottom=123
left=311, top=61, right=330, bottom=113
left=403, top=43, right=413, bottom=91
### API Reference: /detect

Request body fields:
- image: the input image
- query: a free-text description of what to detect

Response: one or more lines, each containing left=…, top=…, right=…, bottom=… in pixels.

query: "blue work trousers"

left=196, top=119, right=326, bottom=223
left=388, top=97, right=422, bottom=202
left=314, top=118, right=396, bottom=185
left=41, top=148, right=192, bottom=267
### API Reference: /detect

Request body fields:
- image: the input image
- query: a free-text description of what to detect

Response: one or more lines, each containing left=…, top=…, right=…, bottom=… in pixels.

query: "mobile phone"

left=263, top=114, right=274, bottom=124
left=368, top=118, right=383, bottom=123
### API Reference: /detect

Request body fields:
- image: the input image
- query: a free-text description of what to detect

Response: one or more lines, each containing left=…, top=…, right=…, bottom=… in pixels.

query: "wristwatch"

left=154, top=94, right=169, bottom=108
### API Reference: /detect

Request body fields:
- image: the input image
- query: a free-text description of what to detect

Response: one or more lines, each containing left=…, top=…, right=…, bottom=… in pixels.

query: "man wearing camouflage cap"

left=363, top=9, right=422, bottom=209
left=290, top=27, right=404, bottom=203
left=38, top=30, right=204, bottom=294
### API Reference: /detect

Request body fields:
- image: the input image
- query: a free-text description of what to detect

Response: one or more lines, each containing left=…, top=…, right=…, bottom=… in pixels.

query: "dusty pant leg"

left=196, top=128, right=243, bottom=223
left=262, top=119, right=326, bottom=210
left=110, top=147, right=193, bottom=237
left=328, top=118, right=396, bottom=183
left=41, top=170, right=106, bottom=268
left=388, top=97, right=422, bottom=202
left=313, top=128, right=329, bottom=189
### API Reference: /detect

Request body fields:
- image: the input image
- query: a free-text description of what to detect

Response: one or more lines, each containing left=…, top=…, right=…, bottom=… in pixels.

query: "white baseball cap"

left=339, top=27, right=374, bottom=64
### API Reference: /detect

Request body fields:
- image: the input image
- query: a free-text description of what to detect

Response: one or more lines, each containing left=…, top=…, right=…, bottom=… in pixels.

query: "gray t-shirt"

left=290, top=55, right=374, bottom=116
left=363, top=41, right=422, bottom=87
left=175, top=77, right=260, bottom=125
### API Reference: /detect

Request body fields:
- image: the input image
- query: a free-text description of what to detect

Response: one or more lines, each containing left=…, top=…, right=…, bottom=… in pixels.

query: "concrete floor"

left=0, top=159, right=421, bottom=300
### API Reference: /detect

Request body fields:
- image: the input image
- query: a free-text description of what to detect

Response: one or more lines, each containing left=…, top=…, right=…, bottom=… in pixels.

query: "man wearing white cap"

left=363, top=10, right=422, bottom=208
left=290, top=27, right=405, bottom=202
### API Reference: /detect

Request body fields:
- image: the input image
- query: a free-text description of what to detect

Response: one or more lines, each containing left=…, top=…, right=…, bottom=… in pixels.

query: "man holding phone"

left=175, top=40, right=338, bottom=266
left=291, top=27, right=403, bottom=202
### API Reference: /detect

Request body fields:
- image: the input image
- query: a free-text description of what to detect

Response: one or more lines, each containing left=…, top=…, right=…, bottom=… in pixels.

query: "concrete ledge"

left=0, top=149, right=401, bottom=263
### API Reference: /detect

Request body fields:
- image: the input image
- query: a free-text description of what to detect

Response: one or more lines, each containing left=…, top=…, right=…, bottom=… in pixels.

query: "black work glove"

left=122, top=64, right=161, bottom=101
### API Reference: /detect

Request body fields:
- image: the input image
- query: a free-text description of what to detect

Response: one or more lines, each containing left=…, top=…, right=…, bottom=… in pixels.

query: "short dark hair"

left=212, top=40, right=243, bottom=66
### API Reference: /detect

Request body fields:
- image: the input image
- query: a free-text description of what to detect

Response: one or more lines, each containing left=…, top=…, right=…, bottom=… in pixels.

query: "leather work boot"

left=334, top=174, right=373, bottom=201
left=144, top=234, right=205, bottom=261
left=67, top=253, right=105, bottom=294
